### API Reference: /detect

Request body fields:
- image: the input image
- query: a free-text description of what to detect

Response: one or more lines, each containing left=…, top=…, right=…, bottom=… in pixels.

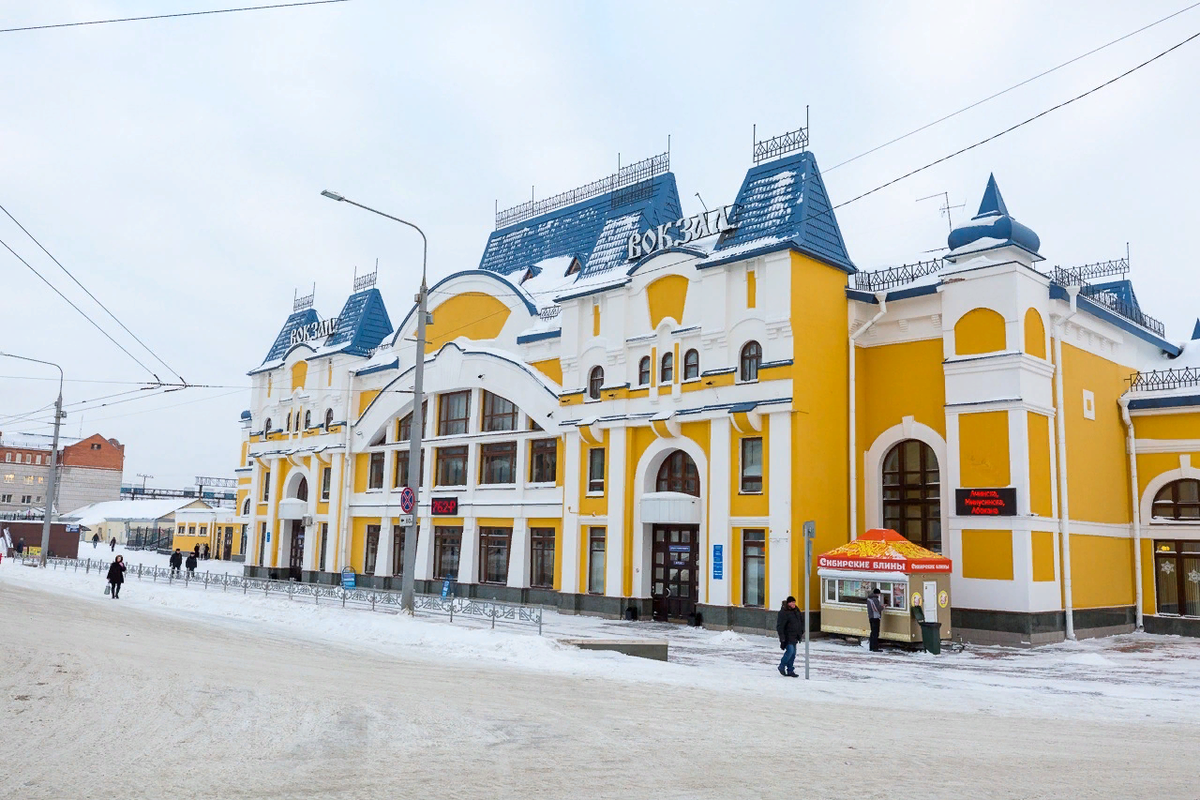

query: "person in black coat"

left=169, top=548, right=183, bottom=577
left=185, top=552, right=198, bottom=576
left=775, top=596, right=803, bottom=677
left=107, top=555, right=126, bottom=599
left=109, top=537, right=117, bottom=552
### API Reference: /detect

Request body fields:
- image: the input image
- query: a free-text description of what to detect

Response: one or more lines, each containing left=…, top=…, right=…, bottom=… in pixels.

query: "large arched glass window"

left=295, top=476, right=309, bottom=502
left=588, top=366, right=604, bottom=400
left=1152, top=479, right=1200, bottom=520
left=660, top=352, right=674, bottom=383
left=638, top=357, right=651, bottom=386
left=684, top=349, right=700, bottom=380
left=882, top=439, right=941, bottom=552
left=656, top=450, right=700, bottom=496
left=740, top=341, right=762, bottom=382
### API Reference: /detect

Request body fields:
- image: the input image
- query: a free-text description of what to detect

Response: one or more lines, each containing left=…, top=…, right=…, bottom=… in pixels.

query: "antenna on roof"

left=293, top=284, right=315, bottom=312
left=916, top=191, right=965, bottom=233
left=695, top=192, right=709, bottom=212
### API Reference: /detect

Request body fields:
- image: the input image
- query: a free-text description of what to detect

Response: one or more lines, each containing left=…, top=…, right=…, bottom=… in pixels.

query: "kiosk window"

left=826, top=579, right=906, bottom=610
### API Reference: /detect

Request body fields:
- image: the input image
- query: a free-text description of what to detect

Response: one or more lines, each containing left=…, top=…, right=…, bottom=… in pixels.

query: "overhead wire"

left=0, top=0, right=350, bottom=34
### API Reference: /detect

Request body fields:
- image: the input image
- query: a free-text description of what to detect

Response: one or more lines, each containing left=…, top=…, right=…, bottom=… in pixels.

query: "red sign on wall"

left=955, top=488, right=1017, bottom=517
left=431, top=496, right=459, bottom=516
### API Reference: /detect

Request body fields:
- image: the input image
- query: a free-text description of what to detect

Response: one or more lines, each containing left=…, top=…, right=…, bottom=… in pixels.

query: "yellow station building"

left=235, top=145, right=1200, bottom=643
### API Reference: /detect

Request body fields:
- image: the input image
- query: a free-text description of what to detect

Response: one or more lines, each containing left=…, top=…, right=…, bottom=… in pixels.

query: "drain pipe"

left=1119, top=396, right=1144, bottom=630
left=1053, top=287, right=1079, bottom=640
left=849, top=292, right=888, bottom=541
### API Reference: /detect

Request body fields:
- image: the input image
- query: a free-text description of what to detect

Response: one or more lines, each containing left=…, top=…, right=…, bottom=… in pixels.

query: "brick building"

left=57, top=434, right=125, bottom=514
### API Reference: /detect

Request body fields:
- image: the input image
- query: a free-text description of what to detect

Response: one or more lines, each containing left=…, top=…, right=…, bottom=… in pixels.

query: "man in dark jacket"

left=775, top=596, right=802, bottom=677
left=169, top=548, right=183, bottom=577
left=866, top=587, right=884, bottom=652
left=185, top=551, right=198, bottom=576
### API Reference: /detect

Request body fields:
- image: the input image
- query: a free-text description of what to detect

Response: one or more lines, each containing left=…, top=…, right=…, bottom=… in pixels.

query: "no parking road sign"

left=399, top=487, right=415, bottom=514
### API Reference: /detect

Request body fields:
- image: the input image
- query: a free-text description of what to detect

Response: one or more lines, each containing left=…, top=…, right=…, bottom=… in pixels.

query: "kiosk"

left=817, top=528, right=952, bottom=645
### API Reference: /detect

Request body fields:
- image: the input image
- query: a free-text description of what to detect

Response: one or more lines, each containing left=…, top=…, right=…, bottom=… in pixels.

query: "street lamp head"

left=321, top=190, right=345, bottom=202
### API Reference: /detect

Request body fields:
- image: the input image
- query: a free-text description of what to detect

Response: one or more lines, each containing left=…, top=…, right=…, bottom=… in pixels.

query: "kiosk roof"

left=817, top=528, right=952, bottom=574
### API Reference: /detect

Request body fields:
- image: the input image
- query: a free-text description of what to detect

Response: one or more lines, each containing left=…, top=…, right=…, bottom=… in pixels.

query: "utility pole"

left=322, top=189, right=428, bottom=614
left=802, top=520, right=815, bottom=680
left=137, top=473, right=154, bottom=493
left=0, top=352, right=63, bottom=567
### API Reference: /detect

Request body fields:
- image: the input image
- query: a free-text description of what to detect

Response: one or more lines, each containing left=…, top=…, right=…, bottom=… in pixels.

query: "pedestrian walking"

left=202, top=543, right=210, bottom=560
left=775, top=596, right=802, bottom=678
left=92, top=533, right=100, bottom=549
left=107, top=555, right=126, bottom=599
left=185, top=551, right=197, bottom=577
left=866, top=587, right=884, bottom=652
left=16, top=538, right=25, bottom=556
left=109, top=537, right=117, bottom=552
left=169, top=548, right=183, bottom=577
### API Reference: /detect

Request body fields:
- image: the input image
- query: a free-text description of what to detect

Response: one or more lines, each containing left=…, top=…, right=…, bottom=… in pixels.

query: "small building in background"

left=65, top=498, right=211, bottom=550
left=173, top=507, right=242, bottom=560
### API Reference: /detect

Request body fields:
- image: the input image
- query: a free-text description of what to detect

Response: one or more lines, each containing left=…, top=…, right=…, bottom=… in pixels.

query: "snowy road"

left=3, top=576, right=1198, bottom=799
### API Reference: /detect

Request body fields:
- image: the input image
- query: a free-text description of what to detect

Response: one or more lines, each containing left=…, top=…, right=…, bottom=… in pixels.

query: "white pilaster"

left=414, top=511, right=435, bottom=580
left=605, top=426, right=627, bottom=598
left=561, top=432, right=582, bottom=593
left=458, top=520, right=479, bottom=584
left=767, top=412, right=793, bottom=608
left=265, top=462, right=281, bottom=567
left=708, top=415, right=732, bottom=606
left=508, top=517, right=530, bottom=588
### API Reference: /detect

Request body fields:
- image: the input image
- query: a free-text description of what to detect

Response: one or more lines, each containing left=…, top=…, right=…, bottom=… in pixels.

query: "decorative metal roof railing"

left=1051, top=258, right=1129, bottom=286
left=293, top=285, right=314, bottom=312
left=1078, top=284, right=1165, bottom=338
left=753, top=125, right=810, bottom=165
left=353, top=265, right=378, bottom=292
left=536, top=305, right=562, bottom=321
left=1127, top=366, right=1200, bottom=393
left=851, top=259, right=942, bottom=293
left=495, top=151, right=670, bottom=230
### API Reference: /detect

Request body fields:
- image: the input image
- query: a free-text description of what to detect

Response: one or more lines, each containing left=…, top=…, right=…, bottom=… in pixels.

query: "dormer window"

left=565, top=257, right=581, bottom=277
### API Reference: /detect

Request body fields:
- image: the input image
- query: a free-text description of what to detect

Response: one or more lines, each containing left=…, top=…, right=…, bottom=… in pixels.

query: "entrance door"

left=651, top=525, right=699, bottom=622
left=223, top=527, right=233, bottom=561
left=289, top=519, right=305, bottom=580
left=923, top=580, right=938, bottom=624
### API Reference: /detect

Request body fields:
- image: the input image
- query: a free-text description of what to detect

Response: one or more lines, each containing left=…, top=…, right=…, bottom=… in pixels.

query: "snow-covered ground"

left=70, top=542, right=246, bottom=575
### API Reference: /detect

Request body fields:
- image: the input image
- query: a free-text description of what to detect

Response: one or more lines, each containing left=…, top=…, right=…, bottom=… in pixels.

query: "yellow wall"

left=962, top=529, right=1014, bottom=580
left=1135, top=451, right=1200, bottom=502
left=1031, top=530, right=1056, bottom=581
left=959, top=411, right=1010, bottom=487
left=1133, top=411, right=1200, bottom=440
left=349, top=516, right=381, bottom=574
left=353, top=453, right=370, bottom=493
left=291, top=361, right=308, bottom=392
left=426, top=292, right=510, bottom=352
left=1061, top=343, right=1133, bottom=525
left=1141, top=538, right=1157, bottom=615
left=646, top=274, right=689, bottom=329
left=789, top=252, right=850, bottom=600
left=1023, top=308, right=1046, bottom=359
left=1027, top=412, right=1053, bottom=518
left=530, top=357, right=563, bottom=385
left=578, top=428, right=609, bottom=517
left=357, top=388, right=380, bottom=418
left=1069, top=533, right=1134, bottom=608
left=747, top=268, right=757, bottom=310
left=954, top=307, right=1007, bottom=355
left=592, top=304, right=600, bottom=337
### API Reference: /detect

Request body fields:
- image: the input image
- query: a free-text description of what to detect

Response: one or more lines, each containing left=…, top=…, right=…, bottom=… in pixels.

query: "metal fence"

left=25, top=556, right=543, bottom=634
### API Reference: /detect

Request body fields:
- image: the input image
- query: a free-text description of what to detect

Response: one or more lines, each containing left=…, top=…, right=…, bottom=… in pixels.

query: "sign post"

left=802, top=520, right=815, bottom=680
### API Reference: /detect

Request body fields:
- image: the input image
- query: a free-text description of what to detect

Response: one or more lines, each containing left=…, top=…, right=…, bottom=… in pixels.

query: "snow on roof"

left=64, top=498, right=209, bottom=527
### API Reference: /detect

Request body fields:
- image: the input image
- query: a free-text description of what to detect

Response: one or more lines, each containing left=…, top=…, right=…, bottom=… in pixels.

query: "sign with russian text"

left=431, top=496, right=458, bottom=516
left=955, top=487, right=1017, bottom=517
left=712, top=544, right=723, bottom=580
left=289, top=317, right=339, bottom=346
left=341, top=566, right=356, bottom=590
left=626, top=206, right=736, bottom=261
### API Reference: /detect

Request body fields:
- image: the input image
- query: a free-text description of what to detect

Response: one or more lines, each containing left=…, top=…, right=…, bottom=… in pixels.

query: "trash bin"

left=910, top=605, right=942, bottom=654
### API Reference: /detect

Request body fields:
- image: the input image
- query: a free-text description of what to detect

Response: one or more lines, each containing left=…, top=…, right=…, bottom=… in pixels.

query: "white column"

left=303, top=462, right=320, bottom=571
left=708, top=415, right=733, bottom=606
left=561, top=432, right=582, bottom=594
left=415, top=511, right=435, bottom=581
left=374, top=452, right=395, bottom=577
left=605, top=426, right=627, bottom=598
left=458, top=520, right=479, bottom=585
left=265, top=462, right=281, bottom=568
left=767, top=412, right=793, bottom=608
left=507, top=517, right=530, bottom=588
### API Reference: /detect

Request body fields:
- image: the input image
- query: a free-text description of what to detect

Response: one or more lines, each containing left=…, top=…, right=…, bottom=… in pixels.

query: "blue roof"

left=1089, top=279, right=1141, bottom=316
left=947, top=174, right=1041, bottom=257
left=479, top=174, right=682, bottom=278
left=262, top=308, right=318, bottom=363
left=323, top=288, right=393, bottom=357
left=711, top=151, right=854, bottom=273
left=1192, top=319, right=1200, bottom=341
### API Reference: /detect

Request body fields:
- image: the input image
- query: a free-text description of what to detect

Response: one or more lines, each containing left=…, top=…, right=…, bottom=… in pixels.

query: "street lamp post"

left=0, top=352, right=64, bottom=567
left=321, top=190, right=428, bottom=614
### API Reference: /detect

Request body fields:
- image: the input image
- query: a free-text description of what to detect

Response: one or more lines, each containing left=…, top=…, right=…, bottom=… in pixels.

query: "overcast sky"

left=1, top=0, right=1198, bottom=489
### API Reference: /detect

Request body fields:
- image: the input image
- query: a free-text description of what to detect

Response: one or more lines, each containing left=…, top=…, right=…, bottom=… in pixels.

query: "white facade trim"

left=863, top=417, right=950, bottom=538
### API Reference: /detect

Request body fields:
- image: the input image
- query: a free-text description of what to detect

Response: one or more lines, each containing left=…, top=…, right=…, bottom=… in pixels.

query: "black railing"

left=1079, top=285, right=1165, bottom=337
left=1127, top=366, right=1200, bottom=393
left=1051, top=258, right=1128, bottom=286
left=753, top=126, right=809, bottom=164
left=852, top=259, right=943, bottom=292
left=496, top=152, right=669, bottom=229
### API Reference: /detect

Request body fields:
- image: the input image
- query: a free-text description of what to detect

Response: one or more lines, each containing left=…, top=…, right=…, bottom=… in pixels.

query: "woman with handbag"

left=106, top=555, right=126, bottom=599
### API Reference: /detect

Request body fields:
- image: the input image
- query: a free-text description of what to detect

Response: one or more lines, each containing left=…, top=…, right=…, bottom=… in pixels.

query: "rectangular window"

left=262, top=471, right=271, bottom=502
left=394, top=449, right=426, bottom=489
left=318, top=523, right=328, bottom=572
left=392, top=525, right=407, bottom=577
left=437, top=391, right=471, bottom=436
left=587, top=448, right=605, bottom=494
left=3, top=453, right=9, bottom=462
left=588, top=528, right=606, bottom=594
left=479, top=442, right=517, bottom=485
left=478, top=527, right=512, bottom=584
left=321, top=467, right=332, bottom=501
left=435, top=446, right=468, bottom=486
left=397, top=401, right=427, bottom=442
left=368, top=452, right=385, bottom=490
left=529, top=439, right=557, bottom=484
left=21, top=495, right=31, bottom=504
left=1154, top=540, right=1200, bottom=617
left=481, top=391, right=518, bottom=432
left=199, top=525, right=207, bottom=536
left=434, top=526, right=462, bottom=580
left=2, top=474, right=12, bottom=483
left=1, top=494, right=10, bottom=503
left=740, top=437, right=763, bottom=493
left=530, top=527, right=555, bottom=588
left=24, top=476, right=33, bottom=485
left=364, top=524, right=380, bottom=575
left=742, top=529, right=766, bottom=607
left=188, top=525, right=196, bottom=535
left=258, top=522, right=267, bottom=565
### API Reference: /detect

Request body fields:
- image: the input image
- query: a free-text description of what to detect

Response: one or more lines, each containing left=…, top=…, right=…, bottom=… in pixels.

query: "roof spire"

left=976, top=173, right=1009, bottom=218
left=1192, top=318, right=1200, bottom=340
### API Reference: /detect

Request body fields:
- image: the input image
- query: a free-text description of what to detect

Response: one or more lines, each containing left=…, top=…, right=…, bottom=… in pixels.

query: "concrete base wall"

left=953, top=606, right=1136, bottom=647
left=1144, top=615, right=1200, bottom=637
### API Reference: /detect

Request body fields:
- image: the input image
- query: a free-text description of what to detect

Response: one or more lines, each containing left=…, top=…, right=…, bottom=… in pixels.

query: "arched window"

left=304, top=410, right=312, bottom=429
left=295, top=412, right=302, bottom=432
left=242, top=498, right=250, bottom=516
left=295, top=476, right=309, bottom=502
left=740, top=341, right=762, bottom=382
left=660, top=352, right=674, bottom=383
left=656, top=451, right=700, bottom=496
left=324, top=408, right=334, bottom=429
left=638, top=356, right=651, bottom=386
left=588, top=366, right=604, bottom=400
left=683, top=349, right=699, bottom=380
left=264, top=418, right=272, bottom=433
left=285, top=411, right=292, bottom=431
left=882, top=440, right=941, bottom=552
left=1152, top=479, right=1200, bottom=520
